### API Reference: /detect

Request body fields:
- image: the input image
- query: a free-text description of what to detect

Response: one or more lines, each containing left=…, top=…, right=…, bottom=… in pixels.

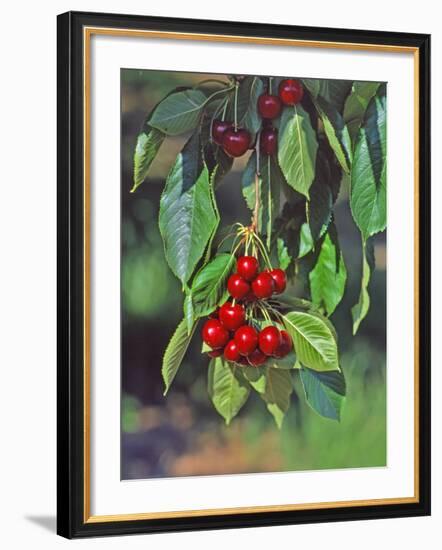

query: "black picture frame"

left=57, top=10, right=431, bottom=539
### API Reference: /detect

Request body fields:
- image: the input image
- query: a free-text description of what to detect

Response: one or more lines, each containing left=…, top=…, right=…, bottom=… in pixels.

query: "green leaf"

left=243, top=366, right=293, bottom=428
left=301, top=78, right=320, bottom=98
left=351, top=238, right=375, bottom=334
left=314, top=96, right=352, bottom=174
left=191, top=253, right=235, bottom=318
left=350, top=86, right=387, bottom=240
left=149, top=89, right=207, bottom=135
left=309, top=231, right=347, bottom=316
left=159, top=133, right=218, bottom=285
left=343, top=82, right=380, bottom=145
left=162, top=319, right=197, bottom=394
left=183, top=293, right=194, bottom=334
left=278, top=105, right=318, bottom=198
left=277, top=237, right=291, bottom=270
left=300, top=366, right=346, bottom=420
left=131, top=127, right=165, bottom=192
left=208, top=359, right=250, bottom=425
left=238, top=76, right=264, bottom=137
left=204, top=167, right=221, bottom=263
left=317, top=80, right=352, bottom=112
left=283, top=311, right=340, bottom=372
left=261, top=368, right=293, bottom=428
left=306, top=153, right=333, bottom=242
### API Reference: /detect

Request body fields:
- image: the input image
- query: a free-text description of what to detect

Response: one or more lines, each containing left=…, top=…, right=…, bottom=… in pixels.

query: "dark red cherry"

left=227, top=274, right=250, bottom=300
left=234, top=325, right=259, bottom=356
left=259, top=326, right=282, bottom=356
left=252, top=272, right=275, bottom=299
left=268, top=268, right=287, bottom=294
left=208, top=349, right=223, bottom=358
left=274, top=330, right=293, bottom=358
left=243, top=290, right=257, bottom=303
left=212, top=119, right=233, bottom=146
left=219, top=302, right=246, bottom=331
left=222, top=128, right=251, bottom=157
left=257, top=94, right=282, bottom=119
left=260, top=127, right=278, bottom=156
left=236, top=356, right=249, bottom=366
left=278, top=79, right=304, bottom=105
left=202, top=319, right=229, bottom=349
left=237, top=256, right=259, bottom=281
left=224, top=340, right=241, bottom=362
left=248, top=348, right=267, bottom=367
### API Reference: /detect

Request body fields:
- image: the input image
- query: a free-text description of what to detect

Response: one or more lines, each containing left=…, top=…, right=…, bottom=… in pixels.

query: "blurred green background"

left=121, top=69, right=386, bottom=480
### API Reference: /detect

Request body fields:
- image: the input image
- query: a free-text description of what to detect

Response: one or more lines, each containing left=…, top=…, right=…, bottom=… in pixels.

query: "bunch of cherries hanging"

left=212, top=78, right=304, bottom=157
left=202, top=256, right=293, bottom=367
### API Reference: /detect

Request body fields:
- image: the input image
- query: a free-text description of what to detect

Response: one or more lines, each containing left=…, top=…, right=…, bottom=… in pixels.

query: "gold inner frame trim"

left=83, top=26, right=420, bottom=524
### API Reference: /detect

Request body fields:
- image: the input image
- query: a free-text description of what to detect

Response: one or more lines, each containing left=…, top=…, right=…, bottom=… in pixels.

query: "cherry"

left=224, top=339, right=241, bottom=362
left=227, top=274, right=250, bottom=300
left=274, top=330, right=293, bottom=358
left=259, top=326, right=282, bottom=356
left=202, top=319, right=229, bottom=349
left=208, top=349, right=223, bottom=358
left=234, top=325, right=259, bottom=356
left=222, top=128, right=251, bottom=157
left=219, top=302, right=246, bottom=331
left=243, top=290, right=257, bottom=303
left=257, top=94, right=282, bottom=119
left=252, top=272, right=275, bottom=299
left=248, top=348, right=267, bottom=367
left=237, top=256, right=259, bottom=281
left=212, top=119, right=233, bottom=146
left=260, top=127, right=277, bottom=156
left=236, top=356, right=249, bottom=366
left=278, top=79, right=304, bottom=105
left=268, top=268, right=287, bottom=294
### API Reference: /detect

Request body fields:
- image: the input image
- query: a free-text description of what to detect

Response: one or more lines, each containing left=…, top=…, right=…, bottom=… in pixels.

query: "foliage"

left=131, top=74, right=387, bottom=427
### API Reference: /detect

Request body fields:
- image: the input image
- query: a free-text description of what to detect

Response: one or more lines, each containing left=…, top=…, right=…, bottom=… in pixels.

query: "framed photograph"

left=57, top=11, right=431, bottom=538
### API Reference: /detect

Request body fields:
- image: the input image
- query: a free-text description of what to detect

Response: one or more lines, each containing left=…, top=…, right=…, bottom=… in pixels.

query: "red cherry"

left=212, top=119, right=233, bottom=146
left=260, top=127, right=278, bottom=156
left=208, top=349, right=223, bottom=358
left=252, top=272, right=275, bottom=299
left=222, top=128, right=251, bottom=157
left=243, top=290, right=257, bottom=303
left=278, top=79, right=304, bottom=105
left=259, top=326, right=282, bottom=356
left=237, top=256, right=259, bottom=281
left=224, top=339, right=241, bottom=362
left=202, top=319, right=229, bottom=349
left=227, top=274, right=250, bottom=300
left=257, top=94, right=282, bottom=119
left=269, top=268, right=287, bottom=294
left=219, top=302, right=246, bottom=331
left=274, top=330, right=293, bottom=358
left=234, top=325, right=259, bottom=356
left=248, top=348, right=267, bottom=367
left=236, top=356, right=249, bottom=366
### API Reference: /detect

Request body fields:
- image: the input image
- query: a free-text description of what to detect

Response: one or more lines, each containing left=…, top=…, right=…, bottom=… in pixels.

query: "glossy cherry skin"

left=257, top=94, right=282, bottom=119
left=268, top=268, right=287, bottom=294
left=234, top=325, right=259, bottom=356
left=208, top=348, right=223, bottom=358
left=278, top=79, right=304, bottom=105
left=274, top=330, right=293, bottom=358
left=237, top=256, right=259, bottom=281
left=248, top=348, right=267, bottom=367
left=224, top=339, right=241, bottom=362
left=259, top=326, right=282, bottom=356
left=260, top=127, right=278, bottom=156
left=202, top=319, right=229, bottom=349
left=219, top=302, right=246, bottom=331
left=222, top=128, right=251, bottom=157
left=212, top=119, right=233, bottom=146
left=227, top=274, right=250, bottom=300
left=252, top=272, right=275, bottom=299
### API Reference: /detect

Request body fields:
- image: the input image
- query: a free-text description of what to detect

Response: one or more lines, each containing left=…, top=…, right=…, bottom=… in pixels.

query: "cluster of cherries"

left=212, top=78, right=304, bottom=158
left=202, top=256, right=293, bottom=367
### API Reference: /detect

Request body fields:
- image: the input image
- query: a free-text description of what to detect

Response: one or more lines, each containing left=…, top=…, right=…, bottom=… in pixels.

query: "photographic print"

left=121, top=69, right=387, bottom=480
